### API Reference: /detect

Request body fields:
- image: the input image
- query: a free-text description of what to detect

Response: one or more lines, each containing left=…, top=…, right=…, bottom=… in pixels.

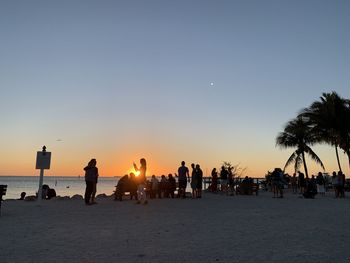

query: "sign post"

left=35, top=146, right=51, bottom=201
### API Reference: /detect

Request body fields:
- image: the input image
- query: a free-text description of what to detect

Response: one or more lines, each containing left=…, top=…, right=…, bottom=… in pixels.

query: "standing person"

left=271, top=168, right=283, bottom=198
left=196, top=164, right=203, bottom=198
left=298, top=171, right=306, bottom=194
left=84, top=159, right=99, bottom=205
left=211, top=168, right=218, bottom=192
left=190, top=163, right=198, bottom=198
left=178, top=161, right=190, bottom=199
left=150, top=175, right=159, bottom=199
left=133, top=158, right=148, bottom=204
left=338, top=171, right=345, bottom=198
left=159, top=175, right=167, bottom=198
left=332, top=171, right=339, bottom=198
left=228, top=168, right=235, bottom=196
left=168, top=174, right=176, bottom=198
left=220, top=166, right=228, bottom=194
left=291, top=173, right=298, bottom=194
left=316, top=172, right=325, bottom=196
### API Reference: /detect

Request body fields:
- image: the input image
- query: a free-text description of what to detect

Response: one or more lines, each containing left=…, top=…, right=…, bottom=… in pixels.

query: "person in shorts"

left=178, top=161, right=190, bottom=198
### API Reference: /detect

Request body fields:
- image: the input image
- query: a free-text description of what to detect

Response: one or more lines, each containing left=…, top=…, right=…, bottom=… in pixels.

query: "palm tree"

left=338, top=102, right=350, bottom=168
left=300, top=91, right=350, bottom=172
left=276, top=117, right=325, bottom=177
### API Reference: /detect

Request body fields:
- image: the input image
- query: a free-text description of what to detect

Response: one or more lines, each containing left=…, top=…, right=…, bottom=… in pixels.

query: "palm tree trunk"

left=335, top=145, right=343, bottom=173
left=301, top=151, right=309, bottom=178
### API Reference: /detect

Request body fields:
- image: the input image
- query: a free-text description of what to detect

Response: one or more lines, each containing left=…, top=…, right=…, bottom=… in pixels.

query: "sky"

left=1, top=0, right=350, bottom=177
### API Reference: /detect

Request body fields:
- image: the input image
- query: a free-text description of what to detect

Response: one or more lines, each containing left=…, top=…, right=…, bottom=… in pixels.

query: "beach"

left=1, top=191, right=350, bottom=263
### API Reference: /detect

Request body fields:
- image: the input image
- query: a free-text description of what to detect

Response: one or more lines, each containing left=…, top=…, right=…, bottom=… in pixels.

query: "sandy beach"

left=1, top=191, right=349, bottom=263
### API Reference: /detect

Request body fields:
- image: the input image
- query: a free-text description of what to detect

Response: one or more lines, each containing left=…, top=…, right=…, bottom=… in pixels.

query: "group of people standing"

left=331, top=171, right=346, bottom=198
left=280, top=170, right=346, bottom=199
left=177, top=161, right=203, bottom=199
left=84, top=158, right=148, bottom=205
left=209, top=166, right=235, bottom=195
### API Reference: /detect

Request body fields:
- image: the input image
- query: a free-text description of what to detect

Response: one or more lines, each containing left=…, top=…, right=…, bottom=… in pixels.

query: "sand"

left=1, top=191, right=350, bottom=263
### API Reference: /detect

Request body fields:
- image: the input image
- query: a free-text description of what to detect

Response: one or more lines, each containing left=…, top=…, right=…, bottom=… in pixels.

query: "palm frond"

left=304, top=146, right=325, bottom=171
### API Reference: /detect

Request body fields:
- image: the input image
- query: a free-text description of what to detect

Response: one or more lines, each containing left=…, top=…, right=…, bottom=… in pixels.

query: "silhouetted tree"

left=276, top=117, right=325, bottom=177
left=222, top=162, right=246, bottom=178
left=300, top=91, right=350, bottom=171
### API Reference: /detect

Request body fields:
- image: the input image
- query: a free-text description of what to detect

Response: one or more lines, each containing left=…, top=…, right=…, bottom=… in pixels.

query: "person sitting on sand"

left=133, top=158, right=148, bottom=205
left=114, top=174, right=128, bottom=201
left=47, top=187, right=56, bottom=199
left=18, top=192, right=26, bottom=200
left=129, top=173, right=138, bottom=200
left=42, top=184, right=49, bottom=199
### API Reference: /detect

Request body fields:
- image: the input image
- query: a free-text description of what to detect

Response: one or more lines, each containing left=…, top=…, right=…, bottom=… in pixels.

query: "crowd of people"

left=84, top=159, right=206, bottom=205
left=266, top=168, right=347, bottom=199
left=83, top=158, right=348, bottom=205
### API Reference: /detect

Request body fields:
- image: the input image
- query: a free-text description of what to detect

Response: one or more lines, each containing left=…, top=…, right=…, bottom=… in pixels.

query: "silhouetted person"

left=298, top=171, right=306, bottom=194
left=84, top=159, right=99, bottom=205
left=159, top=175, right=167, bottom=198
left=316, top=172, right=325, bottom=196
left=196, top=164, right=203, bottom=198
left=338, top=171, right=345, bottom=198
left=133, top=158, right=147, bottom=204
left=303, top=175, right=317, bottom=199
left=150, top=175, right=159, bottom=199
left=228, top=168, right=235, bottom=196
left=129, top=173, right=138, bottom=200
left=271, top=168, right=283, bottom=198
left=178, top=161, right=190, bottom=198
left=42, top=184, right=49, bottom=199
left=291, top=173, right=298, bottom=194
left=18, top=192, right=26, bottom=200
left=190, top=163, right=198, bottom=198
left=211, top=168, right=218, bottom=192
left=220, top=166, right=228, bottom=193
left=168, top=174, right=176, bottom=198
left=47, top=188, right=56, bottom=199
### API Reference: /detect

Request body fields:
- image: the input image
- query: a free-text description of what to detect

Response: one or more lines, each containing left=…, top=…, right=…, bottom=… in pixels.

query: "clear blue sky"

left=1, top=0, right=350, bottom=176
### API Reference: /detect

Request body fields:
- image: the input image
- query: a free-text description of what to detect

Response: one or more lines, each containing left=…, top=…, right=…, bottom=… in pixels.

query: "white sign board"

left=36, top=151, right=51, bottom=169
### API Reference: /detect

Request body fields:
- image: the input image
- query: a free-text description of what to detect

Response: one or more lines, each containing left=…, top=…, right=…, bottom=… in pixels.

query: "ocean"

left=0, top=175, right=197, bottom=200
left=0, top=176, right=120, bottom=200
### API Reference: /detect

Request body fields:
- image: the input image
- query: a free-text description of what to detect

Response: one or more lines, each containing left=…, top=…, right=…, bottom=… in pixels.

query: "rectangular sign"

left=36, top=151, right=51, bottom=169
